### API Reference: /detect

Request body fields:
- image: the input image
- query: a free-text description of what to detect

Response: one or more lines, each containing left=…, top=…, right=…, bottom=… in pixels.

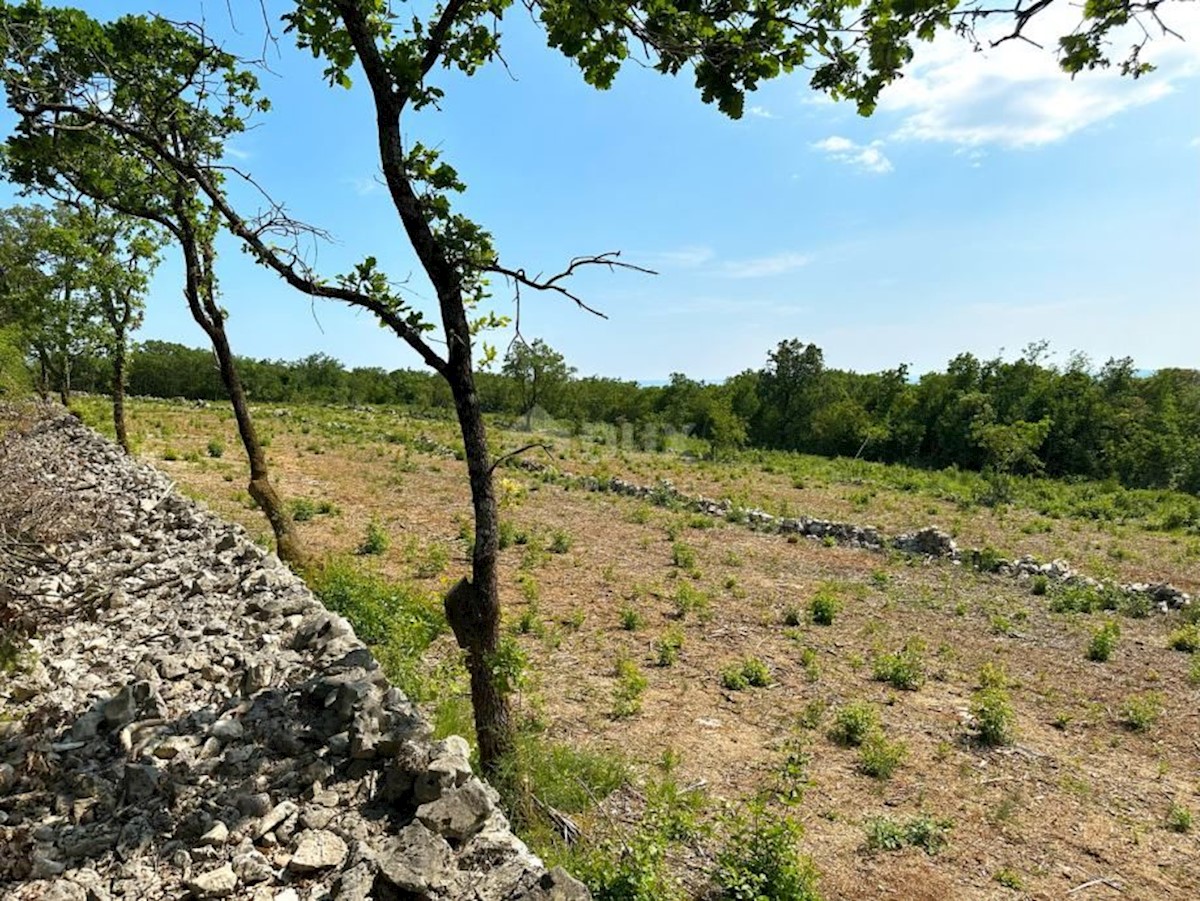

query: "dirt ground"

left=87, top=399, right=1200, bottom=900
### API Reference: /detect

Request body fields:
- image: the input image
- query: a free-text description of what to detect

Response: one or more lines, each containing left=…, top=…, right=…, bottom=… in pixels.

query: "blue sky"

left=2, top=1, right=1198, bottom=382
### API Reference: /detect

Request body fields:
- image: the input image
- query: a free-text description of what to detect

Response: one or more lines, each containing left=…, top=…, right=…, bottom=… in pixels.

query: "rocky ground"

left=0, top=412, right=587, bottom=901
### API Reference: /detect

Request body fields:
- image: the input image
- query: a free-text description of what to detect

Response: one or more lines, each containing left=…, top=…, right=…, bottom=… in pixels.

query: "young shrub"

left=289, top=497, right=318, bottom=522
left=1087, top=620, right=1120, bottom=662
left=714, top=804, right=821, bottom=901
left=741, top=657, right=771, bottom=687
left=971, top=687, right=1016, bottom=747
left=872, top=640, right=926, bottom=690
left=1166, top=803, right=1193, bottom=833
left=1030, top=574, right=1049, bottom=596
left=671, top=541, right=697, bottom=570
left=206, top=438, right=224, bottom=458
left=549, top=528, right=573, bottom=554
left=858, top=732, right=906, bottom=779
left=655, top=628, right=684, bottom=667
left=358, top=519, right=390, bottom=556
left=612, top=657, right=648, bottom=718
left=782, top=604, right=803, bottom=627
left=720, top=665, right=749, bottom=692
left=672, top=583, right=711, bottom=621
left=619, top=605, right=644, bottom=631
left=866, top=815, right=952, bottom=854
left=809, top=587, right=839, bottom=626
left=828, top=701, right=880, bottom=747
left=1118, top=692, right=1162, bottom=732
left=1167, top=623, right=1200, bottom=653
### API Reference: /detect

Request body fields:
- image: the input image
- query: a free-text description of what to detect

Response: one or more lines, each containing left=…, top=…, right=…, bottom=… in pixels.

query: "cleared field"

left=76, top=397, right=1200, bottom=900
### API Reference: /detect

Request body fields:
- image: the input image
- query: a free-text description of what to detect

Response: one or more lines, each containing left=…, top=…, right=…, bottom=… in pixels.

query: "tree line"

left=56, top=336, right=1200, bottom=494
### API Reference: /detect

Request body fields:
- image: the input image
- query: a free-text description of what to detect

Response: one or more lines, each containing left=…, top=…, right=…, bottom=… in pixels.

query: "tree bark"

left=57, top=356, right=70, bottom=406
left=36, top=349, right=49, bottom=401
left=443, top=365, right=514, bottom=774
left=112, top=325, right=129, bottom=453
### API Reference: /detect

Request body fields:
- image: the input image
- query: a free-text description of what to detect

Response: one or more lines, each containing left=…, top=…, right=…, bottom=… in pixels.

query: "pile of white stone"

left=0, top=413, right=588, bottom=901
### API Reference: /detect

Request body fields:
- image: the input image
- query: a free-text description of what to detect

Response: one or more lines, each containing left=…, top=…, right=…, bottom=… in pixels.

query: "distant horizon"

left=124, top=336, right=1171, bottom=387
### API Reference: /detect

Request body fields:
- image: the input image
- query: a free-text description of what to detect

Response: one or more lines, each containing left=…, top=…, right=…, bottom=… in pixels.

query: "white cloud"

left=881, top=5, right=1200, bottom=148
left=644, top=245, right=715, bottom=268
left=720, top=251, right=812, bottom=278
left=346, top=175, right=381, bottom=197
left=747, top=105, right=777, bottom=119
left=811, top=136, right=894, bottom=174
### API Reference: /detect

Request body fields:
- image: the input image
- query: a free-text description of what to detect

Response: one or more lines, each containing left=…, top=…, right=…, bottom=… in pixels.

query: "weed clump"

left=809, top=586, right=839, bottom=626
left=1087, top=620, right=1121, bottom=662
left=971, top=686, right=1016, bottom=747
left=865, top=814, right=952, bottom=854
left=714, top=804, right=821, bottom=901
left=828, top=701, right=879, bottom=747
left=872, top=640, right=926, bottom=690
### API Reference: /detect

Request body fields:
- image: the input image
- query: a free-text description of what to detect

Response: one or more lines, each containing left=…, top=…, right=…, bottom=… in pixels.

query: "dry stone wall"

left=0, top=414, right=588, bottom=901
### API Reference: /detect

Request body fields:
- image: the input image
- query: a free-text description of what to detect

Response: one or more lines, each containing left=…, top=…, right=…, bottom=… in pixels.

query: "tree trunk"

left=112, top=328, right=129, bottom=453
left=443, top=364, right=515, bottom=776
left=206, top=316, right=305, bottom=567
left=174, top=202, right=305, bottom=568
left=58, top=356, right=71, bottom=406
left=36, top=350, right=49, bottom=401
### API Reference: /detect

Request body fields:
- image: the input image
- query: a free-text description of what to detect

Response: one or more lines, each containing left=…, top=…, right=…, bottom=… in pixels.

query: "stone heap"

left=0, top=414, right=587, bottom=901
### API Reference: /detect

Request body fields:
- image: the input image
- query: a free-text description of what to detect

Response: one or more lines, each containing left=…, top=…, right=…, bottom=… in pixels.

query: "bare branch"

left=486, top=251, right=657, bottom=320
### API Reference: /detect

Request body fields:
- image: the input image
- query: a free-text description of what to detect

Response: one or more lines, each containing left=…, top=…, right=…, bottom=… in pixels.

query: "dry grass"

left=77, top=397, right=1200, bottom=899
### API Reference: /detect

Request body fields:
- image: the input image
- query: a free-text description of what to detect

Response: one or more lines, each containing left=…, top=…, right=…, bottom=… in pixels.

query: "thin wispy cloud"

left=720, top=250, right=812, bottom=278
left=346, top=175, right=382, bottom=197
left=644, top=245, right=716, bottom=269
left=811, top=136, right=894, bottom=174
left=747, top=105, right=777, bottom=119
left=881, top=5, right=1200, bottom=148
left=224, top=144, right=252, bottom=161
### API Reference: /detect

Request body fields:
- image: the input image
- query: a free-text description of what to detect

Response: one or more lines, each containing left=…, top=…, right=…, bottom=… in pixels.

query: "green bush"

left=358, top=519, right=390, bottom=555
left=971, top=687, right=1016, bottom=747
left=1167, top=623, right=1200, bottom=653
left=721, top=657, right=770, bottom=690
left=1087, top=620, right=1120, bottom=662
left=619, top=605, right=643, bottom=631
left=289, top=497, right=318, bottom=522
left=671, top=541, right=696, bottom=569
left=809, top=588, right=839, bottom=626
left=549, top=529, right=573, bottom=554
left=306, top=557, right=444, bottom=653
left=1166, top=803, right=1193, bottom=833
left=858, top=732, right=906, bottom=779
left=872, top=640, right=926, bottom=690
left=0, top=326, right=30, bottom=398
left=612, top=658, right=648, bottom=718
left=865, top=814, right=952, bottom=854
left=1119, top=692, right=1162, bottom=732
left=714, top=804, right=821, bottom=901
left=206, top=438, right=224, bottom=458
left=655, top=629, right=684, bottom=667
left=827, top=701, right=879, bottom=747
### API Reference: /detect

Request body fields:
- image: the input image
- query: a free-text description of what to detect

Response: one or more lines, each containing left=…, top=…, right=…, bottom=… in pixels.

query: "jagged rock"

left=232, top=849, right=274, bottom=885
left=198, top=821, right=229, bottom=847
left=254, top=801, right=299, bottom=839
left=288, top=829, right=348, bottom=873
left=186, top=863, right=238, bottom=898
left=376, top=822, right=459, bottom=894
left=519, top=867, right=593, bottom=900
left=415, top=779, right=495, bottom=842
